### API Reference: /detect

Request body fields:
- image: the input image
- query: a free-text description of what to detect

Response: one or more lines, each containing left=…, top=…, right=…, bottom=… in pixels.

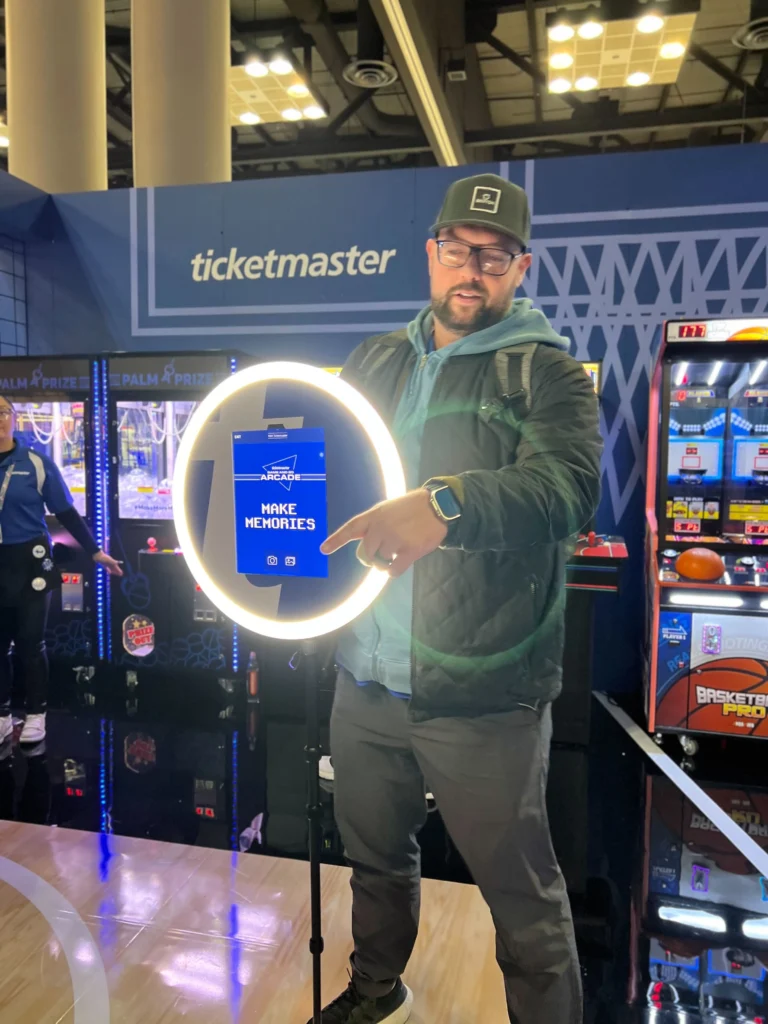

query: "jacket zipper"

left=372, top=346, right=433, bottom=686
left=409, top=351, right=445, bottom=701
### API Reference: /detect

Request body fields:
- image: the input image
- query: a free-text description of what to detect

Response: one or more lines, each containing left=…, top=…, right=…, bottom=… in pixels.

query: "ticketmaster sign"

left=190, top=245, right=398, bottom=282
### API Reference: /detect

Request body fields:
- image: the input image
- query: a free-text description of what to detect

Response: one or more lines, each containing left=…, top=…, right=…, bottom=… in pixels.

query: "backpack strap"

left=494, top=342, right=539, bottom=412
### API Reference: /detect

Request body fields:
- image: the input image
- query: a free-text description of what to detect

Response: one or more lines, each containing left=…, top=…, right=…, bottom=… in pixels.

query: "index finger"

left=321, top=512, right=370, bottom=555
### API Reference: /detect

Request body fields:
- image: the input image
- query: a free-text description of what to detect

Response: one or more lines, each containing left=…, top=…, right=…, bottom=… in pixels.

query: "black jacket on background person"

left=340, top=328, right=603, bottom=723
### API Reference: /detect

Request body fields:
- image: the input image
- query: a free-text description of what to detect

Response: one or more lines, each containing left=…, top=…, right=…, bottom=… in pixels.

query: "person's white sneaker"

left=19, top=713, right=46, bottom=743
left=0, top=716, right=12, bottom=743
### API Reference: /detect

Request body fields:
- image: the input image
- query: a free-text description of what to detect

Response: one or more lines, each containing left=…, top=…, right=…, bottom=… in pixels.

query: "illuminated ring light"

left=174, top=361, right=406, bottom=641
left=728, top=326, right=768, bottom=341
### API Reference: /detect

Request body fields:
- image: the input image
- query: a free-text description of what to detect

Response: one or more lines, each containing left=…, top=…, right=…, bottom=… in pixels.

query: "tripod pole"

left=303, top=637, right=324, bottom=1023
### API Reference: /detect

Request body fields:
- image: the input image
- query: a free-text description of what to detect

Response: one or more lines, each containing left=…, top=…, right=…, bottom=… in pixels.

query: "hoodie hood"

left=406, top=298, right=569, bottom=358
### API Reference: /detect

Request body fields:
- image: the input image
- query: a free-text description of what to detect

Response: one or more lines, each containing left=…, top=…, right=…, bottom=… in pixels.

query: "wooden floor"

left=0, top=821, right=507, bottom=1023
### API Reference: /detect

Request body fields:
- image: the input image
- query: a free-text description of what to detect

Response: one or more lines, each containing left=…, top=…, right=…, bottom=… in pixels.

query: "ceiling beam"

left=465, top=100, right=768, bottom=146
left=282, top=0, right=419, bottom=138
left=524, top=0, right=543, bottom=123
left=368, top=0, right=466, bottom=165
left=688, top=42, right=767, bottom=103
left=112, top=98, right=768, bottom=170
left=721, top=51, right=749, bottom=104
left=485, top=33, right=581, bottom=112
left=232, top=12, right=357, bottom=39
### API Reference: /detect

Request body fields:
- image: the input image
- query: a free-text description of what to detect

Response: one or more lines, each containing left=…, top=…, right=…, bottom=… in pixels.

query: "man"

left=315, top=173, right=602, bottom=1024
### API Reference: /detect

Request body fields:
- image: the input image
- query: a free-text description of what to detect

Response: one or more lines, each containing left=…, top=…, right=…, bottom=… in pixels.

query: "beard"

left=432, top=285, right=509, bottom=336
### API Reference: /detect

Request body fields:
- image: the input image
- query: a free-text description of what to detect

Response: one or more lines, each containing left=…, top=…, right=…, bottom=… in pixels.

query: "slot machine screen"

left=117, top=400, right=197, bottom=520
left=14, top=402, right=87, bottom=516
left=724, top=375, right=768, bottom=536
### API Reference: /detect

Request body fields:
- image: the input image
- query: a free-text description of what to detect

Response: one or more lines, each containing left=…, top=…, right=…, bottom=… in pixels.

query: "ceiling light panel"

left=229, top=64, right=326, bottom=127
left=546, top=5, right=699, bottom=93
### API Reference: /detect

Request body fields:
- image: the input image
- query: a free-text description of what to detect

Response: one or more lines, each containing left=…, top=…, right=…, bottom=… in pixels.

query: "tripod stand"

left=303, top=637, right=325, bottom=1024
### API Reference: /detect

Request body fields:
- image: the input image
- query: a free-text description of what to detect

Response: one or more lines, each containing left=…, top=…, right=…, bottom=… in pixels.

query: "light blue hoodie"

left=336, top=298, right=570, bottom=696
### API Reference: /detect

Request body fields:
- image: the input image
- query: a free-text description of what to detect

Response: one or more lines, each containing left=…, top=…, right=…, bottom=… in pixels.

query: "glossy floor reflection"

left=0, top=692, right=765, bottom=1022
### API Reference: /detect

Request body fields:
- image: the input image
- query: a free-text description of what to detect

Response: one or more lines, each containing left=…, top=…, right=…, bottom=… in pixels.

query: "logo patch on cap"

left=470, top=186, right=501, bottom=215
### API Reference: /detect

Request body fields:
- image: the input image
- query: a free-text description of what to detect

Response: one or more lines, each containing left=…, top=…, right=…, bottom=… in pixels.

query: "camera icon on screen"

left=267, top=555, right=278, bottom=566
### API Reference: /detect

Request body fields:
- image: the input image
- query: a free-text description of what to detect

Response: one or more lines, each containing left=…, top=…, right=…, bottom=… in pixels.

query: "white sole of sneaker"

left=383, top=986, right=413, bottom=1024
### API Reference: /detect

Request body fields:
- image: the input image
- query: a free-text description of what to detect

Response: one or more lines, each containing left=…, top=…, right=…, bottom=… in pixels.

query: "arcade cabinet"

left=0, top=356, right=106, bottom=688
left=631, top=773, right=768, bottom=1022
left=646, top=319, right=768, bottom=751
left=106, top=352, right=245, bottom=698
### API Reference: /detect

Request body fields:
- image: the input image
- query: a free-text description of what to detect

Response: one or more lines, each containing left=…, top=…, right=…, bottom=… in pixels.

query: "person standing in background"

left=0, top=395, right=123, bottom=743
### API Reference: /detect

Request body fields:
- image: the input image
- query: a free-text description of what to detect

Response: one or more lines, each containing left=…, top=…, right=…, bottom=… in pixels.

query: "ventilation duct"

left=733, top=0, right=768, bottom=50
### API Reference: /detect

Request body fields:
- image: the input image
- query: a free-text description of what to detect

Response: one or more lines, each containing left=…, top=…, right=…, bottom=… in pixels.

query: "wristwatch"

left=424, top=479, right=462, bottom=542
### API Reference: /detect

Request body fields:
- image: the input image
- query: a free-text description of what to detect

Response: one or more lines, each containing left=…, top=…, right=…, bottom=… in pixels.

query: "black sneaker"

left=307, top=978, right=413, bottom=1024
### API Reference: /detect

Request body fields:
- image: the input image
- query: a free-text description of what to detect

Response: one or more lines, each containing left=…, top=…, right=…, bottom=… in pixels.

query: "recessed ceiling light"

left=244, top=59, right=268, bottom=78
left=627, top=71, right=651, bottom=87
left=550, top=52, right=574, bottom=70
left=637, top=13, right=665, bottom=33
left=303, top=105, right=325, bottom=120
left=281, top=108, right=302, bottom=121
left=575, top=76, right=599, bottom=91
left=548, top=23, right=575, bottom=43
left=287, top=83, right=310, bottom=98
left=239, top=112, right=261, bottom=125
left=660, top=41, right=686, bottom=59
left=578, top=20, right=604, bottom=40
left=269, top=57, right=293, bottom=76
left=549, top=78, right=572, bottom=94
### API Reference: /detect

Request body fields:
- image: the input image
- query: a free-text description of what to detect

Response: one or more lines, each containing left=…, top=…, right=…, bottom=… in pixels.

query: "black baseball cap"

left=431, top=173, right=531, bottom=249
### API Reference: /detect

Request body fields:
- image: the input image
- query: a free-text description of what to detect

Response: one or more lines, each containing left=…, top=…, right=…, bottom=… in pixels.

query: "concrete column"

left=132, top=0, right=231, bottom=188
left=6, top=0, right=107, bottom=194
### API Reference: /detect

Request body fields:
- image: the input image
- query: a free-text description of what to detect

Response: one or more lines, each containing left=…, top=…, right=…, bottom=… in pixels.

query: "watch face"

left=433, top=485, right=461, bottom=520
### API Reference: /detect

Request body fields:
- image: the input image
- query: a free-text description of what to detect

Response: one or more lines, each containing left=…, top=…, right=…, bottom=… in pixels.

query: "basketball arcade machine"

left=646, top=318, right=768, bottom=755
left=0, top=356, right=108, bottom=686
left=105, top=352, right=244, bottom=705
left=631, top=773, right=768, bottom=1022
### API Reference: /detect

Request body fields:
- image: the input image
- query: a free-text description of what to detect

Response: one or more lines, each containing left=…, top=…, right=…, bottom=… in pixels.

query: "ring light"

left=173, top=361, right=406, bottom=640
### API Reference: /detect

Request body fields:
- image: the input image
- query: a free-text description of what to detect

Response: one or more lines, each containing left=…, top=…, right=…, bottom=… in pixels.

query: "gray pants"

left=330, top=670, right=582, bottom=1024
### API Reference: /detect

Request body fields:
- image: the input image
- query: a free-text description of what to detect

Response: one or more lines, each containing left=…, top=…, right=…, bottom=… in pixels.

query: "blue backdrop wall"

left=11, top=145, right=768, bottom=690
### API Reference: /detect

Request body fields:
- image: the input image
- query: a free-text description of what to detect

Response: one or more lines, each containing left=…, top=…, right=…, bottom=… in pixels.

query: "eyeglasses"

left=436, top=239, right=525, bottom=277
left=0, top=409, right=13, bottom=419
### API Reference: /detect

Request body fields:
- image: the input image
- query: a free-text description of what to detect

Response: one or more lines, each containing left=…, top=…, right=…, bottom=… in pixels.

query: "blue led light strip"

left=101, top=359, right=112, bottom=661
left=230, top=731, right=239, bottom=852
left=232, top=625, right=239, bottom=674
left=99, top=718, right=114, bottom=834
left=229, top=355, right=239, bottom=674
left=92, top=361, right=107, bottom=661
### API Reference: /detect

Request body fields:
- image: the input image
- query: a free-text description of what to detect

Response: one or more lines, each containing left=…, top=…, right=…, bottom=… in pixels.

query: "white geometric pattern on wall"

left=519, top=229, right=768, bottom=527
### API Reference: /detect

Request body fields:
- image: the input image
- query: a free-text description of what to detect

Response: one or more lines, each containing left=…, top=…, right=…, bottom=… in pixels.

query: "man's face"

left=0, top=399, right=14, bottom=443
left=426, top=225, right=532, bottom=336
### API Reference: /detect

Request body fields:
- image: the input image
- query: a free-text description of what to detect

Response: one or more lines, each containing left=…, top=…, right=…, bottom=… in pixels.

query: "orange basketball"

left=728, top=326, right=768, bottom=341
left=675, top=547, right=725, bottom=581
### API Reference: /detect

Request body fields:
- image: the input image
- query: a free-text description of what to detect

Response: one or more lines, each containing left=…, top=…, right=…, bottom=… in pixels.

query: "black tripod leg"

left=304, top=638, right=324, bottom=1023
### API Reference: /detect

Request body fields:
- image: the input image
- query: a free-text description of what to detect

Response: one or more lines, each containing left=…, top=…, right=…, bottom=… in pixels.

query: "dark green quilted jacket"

left=341, top=328, right=603, bottom=721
